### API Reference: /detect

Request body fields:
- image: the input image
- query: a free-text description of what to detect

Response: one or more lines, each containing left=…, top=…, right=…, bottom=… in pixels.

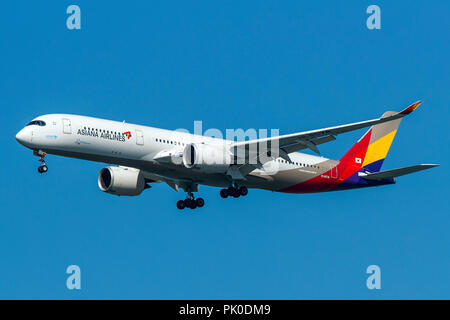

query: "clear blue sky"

left=1, top=1, right=449, bottom=299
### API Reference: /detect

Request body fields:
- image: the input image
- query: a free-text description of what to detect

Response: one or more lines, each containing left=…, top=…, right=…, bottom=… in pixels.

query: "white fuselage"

left=16, top=114, right=334, bottom=191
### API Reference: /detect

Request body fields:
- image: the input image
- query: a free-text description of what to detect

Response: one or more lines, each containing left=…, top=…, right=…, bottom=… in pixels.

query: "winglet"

left=399, top=101, right=422, bottom=115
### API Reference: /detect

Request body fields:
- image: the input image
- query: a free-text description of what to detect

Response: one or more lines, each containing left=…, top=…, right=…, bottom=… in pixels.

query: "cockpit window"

left=26, top=120, right=46, bottom=127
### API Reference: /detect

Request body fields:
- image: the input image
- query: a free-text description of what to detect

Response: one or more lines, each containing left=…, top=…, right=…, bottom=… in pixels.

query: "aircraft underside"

left=42, top=147, right=395, bottom=196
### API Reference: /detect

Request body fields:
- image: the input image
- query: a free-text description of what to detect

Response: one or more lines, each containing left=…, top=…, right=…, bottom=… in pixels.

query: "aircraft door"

left=136, top=130, right=144, bottom=145
left=331, top=165, right=338, bottom=179
left=62, top=118, right=72, bottom=134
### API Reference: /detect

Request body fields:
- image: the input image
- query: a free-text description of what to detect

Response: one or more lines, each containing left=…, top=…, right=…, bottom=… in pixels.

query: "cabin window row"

left=277, top=159, right=320, bottom=169
left=155, top=138, right=186, bottom=146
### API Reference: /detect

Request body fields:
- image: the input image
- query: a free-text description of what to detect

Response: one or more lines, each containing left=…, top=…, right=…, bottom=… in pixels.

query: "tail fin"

left=339, top=101, right=421, bottom=173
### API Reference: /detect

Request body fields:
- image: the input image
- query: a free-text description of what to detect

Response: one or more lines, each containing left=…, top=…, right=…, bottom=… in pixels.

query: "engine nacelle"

left=98, top=166, right=146, bottom=196
left=183, top=143, right=231, bottom=173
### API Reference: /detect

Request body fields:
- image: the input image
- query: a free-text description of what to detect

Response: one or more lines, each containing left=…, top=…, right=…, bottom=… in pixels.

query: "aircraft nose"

left=16, top=129, right=28, bottom=145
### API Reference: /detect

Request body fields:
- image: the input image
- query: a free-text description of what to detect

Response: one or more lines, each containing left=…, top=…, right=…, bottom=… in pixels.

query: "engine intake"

left=98, top=166, right=146, bottom=196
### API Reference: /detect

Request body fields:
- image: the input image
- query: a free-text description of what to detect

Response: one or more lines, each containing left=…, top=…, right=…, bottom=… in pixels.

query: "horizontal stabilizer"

left=359, top=164, right=439, bottom=180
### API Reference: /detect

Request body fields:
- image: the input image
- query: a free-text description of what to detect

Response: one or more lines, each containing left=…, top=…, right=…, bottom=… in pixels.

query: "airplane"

left=15, top=101, right=438, bottom=210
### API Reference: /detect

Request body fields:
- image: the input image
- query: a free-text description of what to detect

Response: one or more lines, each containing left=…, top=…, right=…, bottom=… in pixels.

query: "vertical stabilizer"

left=339, top=110, right=404, bottom=173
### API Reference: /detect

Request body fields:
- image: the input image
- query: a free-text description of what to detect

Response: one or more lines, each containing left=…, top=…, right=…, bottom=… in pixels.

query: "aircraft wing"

left=230, top=101, right=422, bottom=166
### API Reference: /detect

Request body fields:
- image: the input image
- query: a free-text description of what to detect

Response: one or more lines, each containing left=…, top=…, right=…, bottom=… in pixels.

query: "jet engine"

left=98, top=166, right=146, bottom=196
left=182, top=143, right=232, bottom=173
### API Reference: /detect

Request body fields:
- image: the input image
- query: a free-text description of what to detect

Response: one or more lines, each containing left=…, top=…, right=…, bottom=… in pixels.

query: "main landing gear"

left=220, top=185, right=248, bottom=199
left=177, top=192, right=205, bottom=210
left=34, top=150, right=48, bottom=174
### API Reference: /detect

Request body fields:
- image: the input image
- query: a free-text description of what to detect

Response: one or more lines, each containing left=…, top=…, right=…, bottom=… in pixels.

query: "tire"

left=227, top=186, right=236, bottom=195
left=220, top=189, right=228, bottom=198
left=38, top=165, right=48, bottom=174
left=189, top=201, right=197, bottom=209
left=196, top=198, right=205, bottom=208
left=176, top=200, right=185, bottom=210
left=239, top=186, right=248, bottom=196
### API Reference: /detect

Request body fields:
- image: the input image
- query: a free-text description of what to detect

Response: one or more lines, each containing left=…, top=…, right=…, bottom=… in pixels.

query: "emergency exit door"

left=331, top=164, right=338, bottom=179
left=136, top=130, right=144, bottom=145
left=62, top=119, right=71, bottom=134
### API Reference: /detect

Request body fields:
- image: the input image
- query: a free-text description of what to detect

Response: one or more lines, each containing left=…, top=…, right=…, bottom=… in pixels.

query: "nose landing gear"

left=177, top=192, right=205, bottom=210
left=220, top=185, right=248, bottom=199
left=34, top=150, right=48, bottom=174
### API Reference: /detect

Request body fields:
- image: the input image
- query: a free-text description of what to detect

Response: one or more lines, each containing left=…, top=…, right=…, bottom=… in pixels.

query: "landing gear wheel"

left=38, top=165, right=48, bottom=174
left=196, top=198, right=205, bottom=208
left=34, top=150, right=48, bottom=174
left=184, top=199, right=192, bottom=208
left=227, top=186, right=240, bottom=197
left=176, top=200, right=186, bottom=210
left=179, top=190, right=204, bottom=210
left=189, top=200, right=197, bottom=209
left=220, top=189, right=228, bottom=198
left=229, top=187, right=240, bottom=198
left=239, top=186, right=248, bottom=196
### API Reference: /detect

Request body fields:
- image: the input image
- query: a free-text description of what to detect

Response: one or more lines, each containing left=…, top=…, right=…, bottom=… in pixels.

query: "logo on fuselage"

left=76, top=127, right=127, bottom=142
left=123, top=131, right=132, bottom=139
